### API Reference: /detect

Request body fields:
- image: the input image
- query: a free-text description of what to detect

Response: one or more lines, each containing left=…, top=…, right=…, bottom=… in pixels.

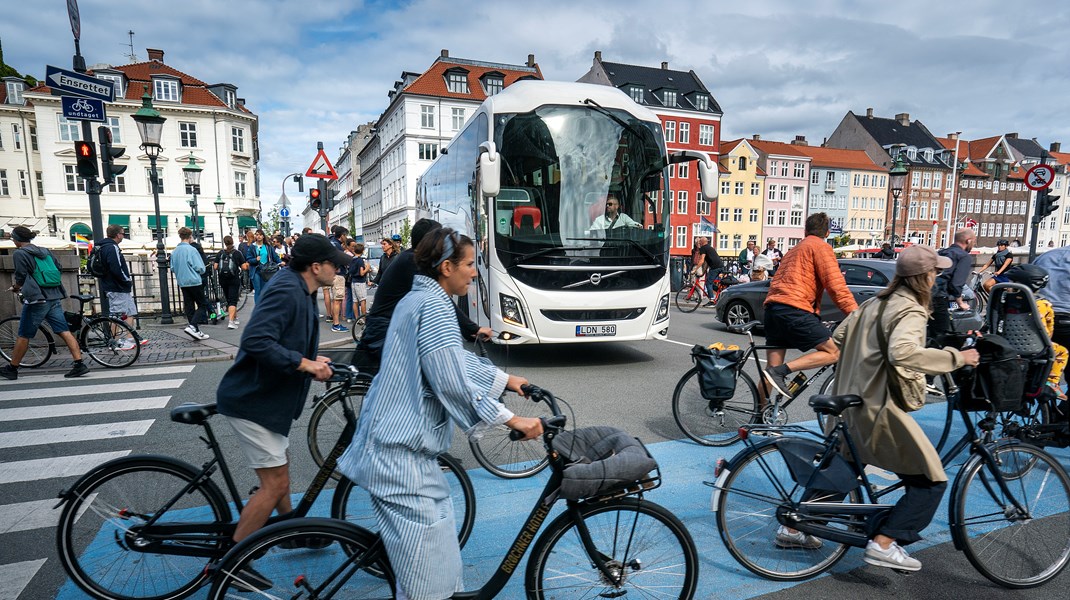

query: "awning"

left=108, top=214, right=130, bottom=227
left=237, top=216, right=258, bottom=230
left=147, top=215, right=169, bottom=230
left=184, top=216, right=206, bottom=228
left=69, top=222, right=92, bottom=237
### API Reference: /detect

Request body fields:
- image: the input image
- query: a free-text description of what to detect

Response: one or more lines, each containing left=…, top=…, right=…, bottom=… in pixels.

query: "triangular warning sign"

left=305, top=149, right=338, bottom=180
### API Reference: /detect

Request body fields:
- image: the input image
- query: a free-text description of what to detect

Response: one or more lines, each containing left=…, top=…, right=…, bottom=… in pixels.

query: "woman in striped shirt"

left=338, top=228, right=542, bottom=600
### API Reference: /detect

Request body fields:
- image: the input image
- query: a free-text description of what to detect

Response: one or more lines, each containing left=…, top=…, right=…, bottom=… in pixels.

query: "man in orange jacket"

left=761, top=213, right=857, bottom=396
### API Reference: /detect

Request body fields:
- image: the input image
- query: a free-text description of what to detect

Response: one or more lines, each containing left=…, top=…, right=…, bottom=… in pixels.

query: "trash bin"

left=670, top=256, right=687, bottom=292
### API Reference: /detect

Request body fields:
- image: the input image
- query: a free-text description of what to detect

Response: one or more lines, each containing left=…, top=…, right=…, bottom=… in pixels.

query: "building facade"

left=577, top=52, right=723, bottom=257
left=948, top=135, right=1032, bottom=248
left=716, top=139, right=765, bottom=256
left=748, top=137, right=810, bottom=250
left=0, top=75, right=43, bottom=236
left=791, top=142, right=887, bottom=246
left=1048, top=145, right=1070, bottom=248
left=358, top=50, right=542, bottom=242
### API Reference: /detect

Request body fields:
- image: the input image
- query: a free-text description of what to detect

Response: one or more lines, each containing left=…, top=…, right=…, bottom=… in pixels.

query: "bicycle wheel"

left=350, top=315, right=366, bottom=343
left=526, top=497, right=698, bottom=599
left=468, top=396, right=552, bottom=478
left=951, top=444, right=1070, bottom=588
left=307, top=383, right=370, bottom=480
left=674, top=286, right=701, bottom=312
left=672, top=367, right=760, bottom=446
left=207, top=517, right=394, bottom=600
left=330, top=452, right=476, bottom=547
left=56, top=457, right=231, bottom=600
left=716, top=443, right=859, bottom=580
left=0, top=316, right=53, bottom=368
left=81, top=316, right=141, bottom=368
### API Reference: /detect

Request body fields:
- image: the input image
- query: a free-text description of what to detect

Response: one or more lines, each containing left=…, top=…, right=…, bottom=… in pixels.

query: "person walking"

left=762, top=239, right=784, bottom=272
left=171, top=227, right=210, bottom=341
left=95, top=224, right=143, bottom=349
left=348, top=241, right=370, bottom=320
left=325, top=225, right=349, bottom=332
left=215, top=235, right=248, bottom=330
left=1, top=227, right=89, bottom=380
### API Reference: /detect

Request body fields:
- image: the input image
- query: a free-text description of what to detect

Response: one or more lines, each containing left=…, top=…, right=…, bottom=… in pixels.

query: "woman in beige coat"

left=831, top=245, right=978, bottom=572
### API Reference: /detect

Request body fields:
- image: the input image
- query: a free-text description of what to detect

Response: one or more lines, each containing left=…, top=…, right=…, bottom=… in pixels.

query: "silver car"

left=714, top=258, right=897, bottom=328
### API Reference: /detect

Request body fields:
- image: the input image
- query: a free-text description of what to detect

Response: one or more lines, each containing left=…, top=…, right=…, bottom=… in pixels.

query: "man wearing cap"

left=215, top=233, right=347, bottom=550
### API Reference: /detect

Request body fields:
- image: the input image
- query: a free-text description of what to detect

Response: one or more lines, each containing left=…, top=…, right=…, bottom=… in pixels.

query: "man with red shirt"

left=762, top=213, right=857, bottom=396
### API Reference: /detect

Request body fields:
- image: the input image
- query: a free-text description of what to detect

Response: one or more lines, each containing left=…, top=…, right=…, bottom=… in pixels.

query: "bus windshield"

left=492, top=105, right=669, bottom=268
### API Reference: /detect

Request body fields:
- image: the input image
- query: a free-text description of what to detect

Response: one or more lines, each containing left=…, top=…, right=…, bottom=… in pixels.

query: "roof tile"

left=402, top=57, right=542, bottom=101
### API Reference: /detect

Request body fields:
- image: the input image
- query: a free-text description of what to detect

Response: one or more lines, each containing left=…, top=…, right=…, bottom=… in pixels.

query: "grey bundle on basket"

left=550, top=426, right=658, bottom=500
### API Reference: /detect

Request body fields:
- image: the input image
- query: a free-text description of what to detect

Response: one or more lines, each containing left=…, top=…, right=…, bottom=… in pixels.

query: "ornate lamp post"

left=182, top=153, right=202, bottom=241
left=226, top=215, right=235, bottom=237
left=214, top=196, right=226, bottom=244
left=888, top=154, right=909, bottom=246
left=131, top=89, right=173, bottom=324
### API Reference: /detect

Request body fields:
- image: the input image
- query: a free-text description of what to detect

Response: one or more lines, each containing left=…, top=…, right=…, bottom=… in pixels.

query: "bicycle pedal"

left=891, top=568, right=915, bottom=576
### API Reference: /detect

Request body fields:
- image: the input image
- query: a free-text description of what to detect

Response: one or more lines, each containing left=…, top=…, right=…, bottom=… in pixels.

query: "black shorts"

left=220, top=275, right=241, bottom=307
left=763, top=302, right=830, bottom=351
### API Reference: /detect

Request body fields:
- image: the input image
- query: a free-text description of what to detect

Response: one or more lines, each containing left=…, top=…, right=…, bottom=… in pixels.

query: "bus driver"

left=590, top=192, right=639, bottom=230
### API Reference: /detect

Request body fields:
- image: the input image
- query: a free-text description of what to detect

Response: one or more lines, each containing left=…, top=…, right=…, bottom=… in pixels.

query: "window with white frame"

left=922, top=172, right=932, bottom=188
left=231, top=127, right=245, bottom=153
left=96, top=74, right=123, bottom=97
left=484, top=77, right=503, bottom=96
left=418, top=143, right=438, bottom=160
left=35, top=171, right=43, bottom=196
left=698, top=124, right=714, bottom=146
left=734, top=182, right=744, bottom=195
left=733, top=207, right=743, bottom=222
left=790, top=210, right=802, bottom=226
left=676, top=190, right=687, bottom=213
left=751, top=182, right=760, bottom=196
left=153, top=78, right=180, bottom=102
left=696, top=194, right=710, bottom=215
left=793, top=162, right=805, bottom=178
left=179, top=122, right=198, bottom=147
left=767, top=210, right=775, bottom=225
left=811, top=170, right=820, bottom=184
left=678, top=163, right=689, bottom=179
left=146, top=167, right=163, bottom=194
left=933, top=172, right=942, bottom=189
left=694, top=95, right=708, bottom=110
left=5, top=81, right=25, bottom=104
left=65, top=165, right=86, bottom=191
left=662, top=90, right=677, bottom=106
left=719, top=236, right=729, bottom=250
left=768, top=186, right=776, bottom=201
left=105, top=116, right=121, bottom=144
left=678, top=122, right=690, bottom=144
left=668, top=164, right=675, bottom=179
left=779, top=185, right=788, bottom=201
left=224, top=89, right=236, bottom=109
left=664, top=121, right=676, bottom=143
left=629, top=86, right=644, bottom=103
left=446, top=71, right=469, bottom=94
left=108, top=175, right=126, bottom=193
left=234, top=172, right=247, bottom=197
left=778, top=210, right=787, bottom=225
left=721, top=180, right=730, bottom=195
left=840, top=172, right=849, bottom=186
left=451, top=108, right=465, bottom=131
left=909, top=201, right=918, bottom=219
left=792, top=186, right=803, bottom=203
left=29, top=126, right=37, bottom=151
left=912, top=171, right=921, bottom=187
left=420, top=105, right=435, bottom=128
left=780, top=162, right=789, bottom=176
left=732, top=234, right=742, bottom=250
left=983, top=199, right=991, bottom=213
left=675, top=226, right=686, bottom=247
left=0, top=170, right=8, bottom=195
left=720, top=207, right=729, bottom=221
left=18, top=170, right=27, bottom=196
left=997, top=200, right=1005, bottom=214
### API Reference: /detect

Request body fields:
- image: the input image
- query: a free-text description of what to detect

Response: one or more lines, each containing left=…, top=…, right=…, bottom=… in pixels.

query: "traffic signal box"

left=310, top=187, right=322, bottom=211
left=1034, top=188, right=1061, bottom=223
left=75, top=141, right=98, bottom=178
left=97, top=126, right=127, bottom=186
left=316, top=180, right=328, bottom=215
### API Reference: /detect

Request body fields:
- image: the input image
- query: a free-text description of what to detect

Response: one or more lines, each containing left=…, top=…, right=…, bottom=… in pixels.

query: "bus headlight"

left=500, top=294, right=525, bottom=327
left=655, top=294, right=670, bottom=323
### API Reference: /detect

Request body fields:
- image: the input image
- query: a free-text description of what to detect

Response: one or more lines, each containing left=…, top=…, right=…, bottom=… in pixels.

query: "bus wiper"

left=509, top=245, right=573, bottom=267
left=582, top=98, right=645, bottom=140
left=568, top=238, right=661, bottom=265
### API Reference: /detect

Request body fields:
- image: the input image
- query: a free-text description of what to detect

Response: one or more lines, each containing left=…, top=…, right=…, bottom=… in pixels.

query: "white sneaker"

left=864, top=540, right=921, bottom=571
left=233, top=319, right=240, bottom=326
left=228, top=321, right=238, bottom=330
left=774, top=525, right=823, bottom=549
left=185, top=326, right=210, bottom=341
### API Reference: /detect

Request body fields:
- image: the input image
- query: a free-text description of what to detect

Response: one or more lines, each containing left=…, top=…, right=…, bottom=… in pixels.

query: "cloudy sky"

left=5, top=0, right=1069, bottom=207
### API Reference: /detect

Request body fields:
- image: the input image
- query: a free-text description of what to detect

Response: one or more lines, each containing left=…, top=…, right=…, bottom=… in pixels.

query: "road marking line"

left=0, top=379, right=183, bottom=403
left=0, top=364, right=194, bottom=386
left=0, top=451, right=130, bottom=485
left=660, top=338, right=693, bottom=348
left=0, top=559, right=47, bottom=600
left=0, top=420, right=154, bottom=450
left=0, top=397, right=171, bottom=422
left=0, top=498, right=63, bottom=534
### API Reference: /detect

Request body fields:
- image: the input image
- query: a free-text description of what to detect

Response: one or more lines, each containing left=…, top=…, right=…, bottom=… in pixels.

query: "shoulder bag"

left=875, top=299, right=926, bottom=412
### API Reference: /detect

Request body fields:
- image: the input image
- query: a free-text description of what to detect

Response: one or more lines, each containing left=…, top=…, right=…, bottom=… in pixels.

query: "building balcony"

left=824, top=180, right=837, bottom=193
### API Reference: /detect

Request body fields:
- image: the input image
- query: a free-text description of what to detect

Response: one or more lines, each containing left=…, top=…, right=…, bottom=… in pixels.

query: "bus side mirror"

left=670, top=150, right=718, bottom=200
left=479, top=142, right=501, bottom=197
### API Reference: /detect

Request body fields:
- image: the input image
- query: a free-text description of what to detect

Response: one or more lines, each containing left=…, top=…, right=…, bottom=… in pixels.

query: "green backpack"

left=32, top=254, right=62, bottom=288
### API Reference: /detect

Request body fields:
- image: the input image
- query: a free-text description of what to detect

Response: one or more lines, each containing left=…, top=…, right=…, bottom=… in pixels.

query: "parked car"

left=365, top=243, right=384, bottom=280
left=715, top=259, right=897, bottom=328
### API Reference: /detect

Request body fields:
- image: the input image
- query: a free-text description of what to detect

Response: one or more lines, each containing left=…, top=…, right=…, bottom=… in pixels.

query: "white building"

left=326, top=122, right=374, bottom=238
left=18, top=48, right=259, bottom=244
left=1, top=75, right=45, bottom=236
left=359, top=50, right=542, bottom=241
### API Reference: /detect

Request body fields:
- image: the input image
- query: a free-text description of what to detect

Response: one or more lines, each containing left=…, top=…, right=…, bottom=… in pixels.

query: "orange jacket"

left=764, top=235, right=857, bottom=315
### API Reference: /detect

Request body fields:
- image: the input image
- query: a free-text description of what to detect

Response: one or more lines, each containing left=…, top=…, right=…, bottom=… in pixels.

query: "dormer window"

left=5, top=81, right=25, bottom=105
left=738, top=156, right=747, bottom=171
left=95, top=74, right=124, bottom=98
left=481, top=72, right=504, bottom=96
left=922, top=148, right=934, bottom=161
left=444, top=69, right=470, bottom=94
left=224, top=89, right=236, bottom=108
left=629, top=86, right=644, bottom=103
left=662, top=90, right=677, bottom=106
left=906, top=147, right=917, bottom=160
left=153, top=78, right=180, bottom=102
left=693, top=94, right=708, bottom=110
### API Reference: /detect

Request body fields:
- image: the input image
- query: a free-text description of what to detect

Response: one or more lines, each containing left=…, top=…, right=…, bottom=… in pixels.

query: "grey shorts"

left=224, top=416, right=289, bottom=469
left=351, top=281, right=368, bottom=301
left=106, top=291, right=138, bottom=317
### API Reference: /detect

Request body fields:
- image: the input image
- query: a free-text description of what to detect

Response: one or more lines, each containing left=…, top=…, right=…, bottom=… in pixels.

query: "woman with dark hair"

left=214, top=235, right=247, bottom=329
left=372, top=237, right=398, bottom=286
left=245, top=229, right=278, bottom=297
left=338, top=228, right=542, bottom=600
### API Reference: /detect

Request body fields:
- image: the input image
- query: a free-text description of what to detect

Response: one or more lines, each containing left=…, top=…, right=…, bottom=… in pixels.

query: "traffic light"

left=75, top=140, right=98, bottom=178
left=317, top=180, right=328, bottom=215
left=97, top=126, right=127, bottom=186
left=1034, top=188, right=1061, bottom=222
left=309, top=187, right=322, bottom=211
left=326, top=188, right=338, bottom=211
left=293, top=174, right=304, bottom=193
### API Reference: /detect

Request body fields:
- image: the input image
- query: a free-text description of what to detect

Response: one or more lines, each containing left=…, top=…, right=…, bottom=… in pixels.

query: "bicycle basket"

left=691, top=344, right=743, bottom=409
left=954, top=334, right=1027, bottom=413
left=64, top=311, right=83, bottom=331
left=551, top=426, right=659, bottom=501
left=776, top=437, right=860, bottom=495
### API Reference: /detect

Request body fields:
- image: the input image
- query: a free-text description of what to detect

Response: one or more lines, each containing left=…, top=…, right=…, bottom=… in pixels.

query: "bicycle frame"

left=736, top=326, right=834, bottom=413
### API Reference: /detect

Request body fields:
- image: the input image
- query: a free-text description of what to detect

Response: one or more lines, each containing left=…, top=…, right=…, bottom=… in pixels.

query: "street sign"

left=61, top=95, right=106, bottom=122
left=279, top=207, right=291, bottom=218
left=67, top=0, right=80, bottom=40
left=305, top=149, right=338, bottom=180
left=1025, top=164, right=1055, bottom=191
left=45, top=65, right=115, bottom=102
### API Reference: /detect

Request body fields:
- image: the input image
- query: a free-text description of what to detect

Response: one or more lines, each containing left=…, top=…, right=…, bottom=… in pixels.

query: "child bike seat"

left=170, top=402, right=218, bottom=425
left=808, top=394, right=863, bottom=416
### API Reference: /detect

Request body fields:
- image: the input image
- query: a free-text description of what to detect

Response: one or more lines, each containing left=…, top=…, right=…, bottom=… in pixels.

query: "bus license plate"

left=576, top=325, right=616, bottom=337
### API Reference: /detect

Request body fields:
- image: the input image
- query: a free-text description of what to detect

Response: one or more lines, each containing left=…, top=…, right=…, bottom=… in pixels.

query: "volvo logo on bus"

left=589, top=273, right=602, bottom=286
left=563, top=271, right=625, bottom=289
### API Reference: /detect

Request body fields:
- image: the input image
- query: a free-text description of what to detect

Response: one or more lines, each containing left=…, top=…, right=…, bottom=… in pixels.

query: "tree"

left=399, top=217, right=412, bottom=249
left=264, top=206, right=280, bottom=236
left=830, top=233, right=852, bottom=248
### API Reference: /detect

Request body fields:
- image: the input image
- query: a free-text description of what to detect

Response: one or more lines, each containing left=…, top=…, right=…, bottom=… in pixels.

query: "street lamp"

left=214, top=196, right=225, bottom=245
left=888, top=154, right=909, bottom=246
left=131, top=88, right=174, bottom=324
left=226, top=215, right=235, bottom=237
left=182, top=152, right=202, bottom=241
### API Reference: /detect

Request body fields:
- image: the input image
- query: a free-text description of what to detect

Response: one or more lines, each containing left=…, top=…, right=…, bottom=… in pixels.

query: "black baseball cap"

left=291, top=233, right=350, bottom=267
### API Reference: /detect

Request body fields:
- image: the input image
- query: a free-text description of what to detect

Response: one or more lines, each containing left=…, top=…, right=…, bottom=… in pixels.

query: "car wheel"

left=724, top=301, right=754, bottom=327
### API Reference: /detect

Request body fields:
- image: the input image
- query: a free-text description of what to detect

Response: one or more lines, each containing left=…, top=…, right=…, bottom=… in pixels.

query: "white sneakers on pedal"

left=774, top=525, right=822, bottom=549
left=864, top=540, right=921, bottom=571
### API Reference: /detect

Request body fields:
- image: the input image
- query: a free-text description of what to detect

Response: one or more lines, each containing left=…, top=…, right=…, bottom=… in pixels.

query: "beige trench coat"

left=832, top=289, right=966, bottom=482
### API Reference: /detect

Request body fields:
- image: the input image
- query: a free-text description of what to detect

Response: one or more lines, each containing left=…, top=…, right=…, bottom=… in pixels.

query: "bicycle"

left=712, top=390, right=1070, bottom=588
left=208, top=385, right=699, bottom=599
left=0, top=293, right=142, bottom=368
left=55, top=363, right=475, bottom=600
left=675, top=270, right=738, bottom=312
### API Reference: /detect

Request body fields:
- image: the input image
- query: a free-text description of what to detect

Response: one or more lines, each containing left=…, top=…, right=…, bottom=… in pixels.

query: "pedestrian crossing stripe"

left=0, top=396, right=171, bottom=422
left=0, top=451, right=130, bottom=485
left=0, top=380, right=183, bottom=403
left=0, top=364, right=195, bottom=386
left=0, top=420, right=154, bottom=450
left=0, top=559, right=46, bottom=600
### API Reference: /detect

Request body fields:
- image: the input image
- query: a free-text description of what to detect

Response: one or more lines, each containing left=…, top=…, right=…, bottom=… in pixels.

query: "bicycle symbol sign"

left=70, top=98, right=93, bottom=112
left=1025, top=164, right=1055, bottom=191
left=60, top=94, right=106, bottom=123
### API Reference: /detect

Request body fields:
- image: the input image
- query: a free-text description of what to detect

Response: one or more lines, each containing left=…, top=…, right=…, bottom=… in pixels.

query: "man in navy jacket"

left=215, top=234, right=346, bottom=546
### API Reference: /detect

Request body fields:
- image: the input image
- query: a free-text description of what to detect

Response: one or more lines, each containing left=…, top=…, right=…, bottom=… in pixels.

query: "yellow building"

left=717, top=139, right=767, bottom=257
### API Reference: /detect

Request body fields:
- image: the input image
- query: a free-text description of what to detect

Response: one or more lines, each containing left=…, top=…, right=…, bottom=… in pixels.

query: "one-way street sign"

left=45, top=65, right=115, bottom=102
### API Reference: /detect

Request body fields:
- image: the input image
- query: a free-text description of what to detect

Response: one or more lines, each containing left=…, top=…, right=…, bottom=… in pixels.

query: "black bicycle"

left=208, top=385, right=699, bottom=599
left=55, top=364, right=475, bottom=600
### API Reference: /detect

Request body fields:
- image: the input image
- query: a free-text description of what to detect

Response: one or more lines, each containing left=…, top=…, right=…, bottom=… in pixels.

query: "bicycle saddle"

left=726, top=320, right=762, bottom=334
left=808, top=394, right=863, bottom=416
left=170, top=402, right=219, bottom=425
left=70, top=294, right=95, bottom=303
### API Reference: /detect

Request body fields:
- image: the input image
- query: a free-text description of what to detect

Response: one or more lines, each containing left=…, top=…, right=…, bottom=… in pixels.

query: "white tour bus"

left=416, top=80, right=717, bottom=344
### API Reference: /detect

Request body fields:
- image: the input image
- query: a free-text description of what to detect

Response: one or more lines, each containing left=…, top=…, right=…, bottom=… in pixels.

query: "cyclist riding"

left=695, top=235, right=724, bottom=307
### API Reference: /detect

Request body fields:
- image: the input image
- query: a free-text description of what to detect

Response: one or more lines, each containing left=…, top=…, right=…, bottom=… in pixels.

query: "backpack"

left=32, top=254, right=63, bottom=288
left=954, top=334, right=1027, bottom=412
left=86, top=247, right=108, bottom=278
left=219, top=250, right=241, bottom=278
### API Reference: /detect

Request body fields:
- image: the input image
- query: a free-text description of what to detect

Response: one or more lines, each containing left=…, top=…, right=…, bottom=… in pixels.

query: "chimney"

left=440, top=49, right=449, bottom=58
left=661, top=61, right=669, bottom=70
left=594, top=50, right=602, bottom=62
left=895, top=113, right=910, bottom=126
left=866, top=108, right=874, bottom=118
left=791, top=135, right=808, bottom=146
left=1005, top=132, right=1018, bottom=139
left=948, top=132, right=959, bottom=141
left=1051, top=142, right=1062, bottom=153
left=752, top=134, right=761, bottom=141
left=146, top=48, right=164, bottom=62
left=527, top=53, right=536, bottom=68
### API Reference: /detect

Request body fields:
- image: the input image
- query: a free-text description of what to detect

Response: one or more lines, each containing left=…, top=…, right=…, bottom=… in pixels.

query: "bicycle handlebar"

left=508, top=384, right=567, bottom=440
left=326, top=362, right=364, bottom=383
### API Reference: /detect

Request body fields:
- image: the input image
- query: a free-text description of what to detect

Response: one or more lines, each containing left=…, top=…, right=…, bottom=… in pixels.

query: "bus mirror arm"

left=669, top=150, right=719, bottom=200
left=479, top=141, right=501, bottom=197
